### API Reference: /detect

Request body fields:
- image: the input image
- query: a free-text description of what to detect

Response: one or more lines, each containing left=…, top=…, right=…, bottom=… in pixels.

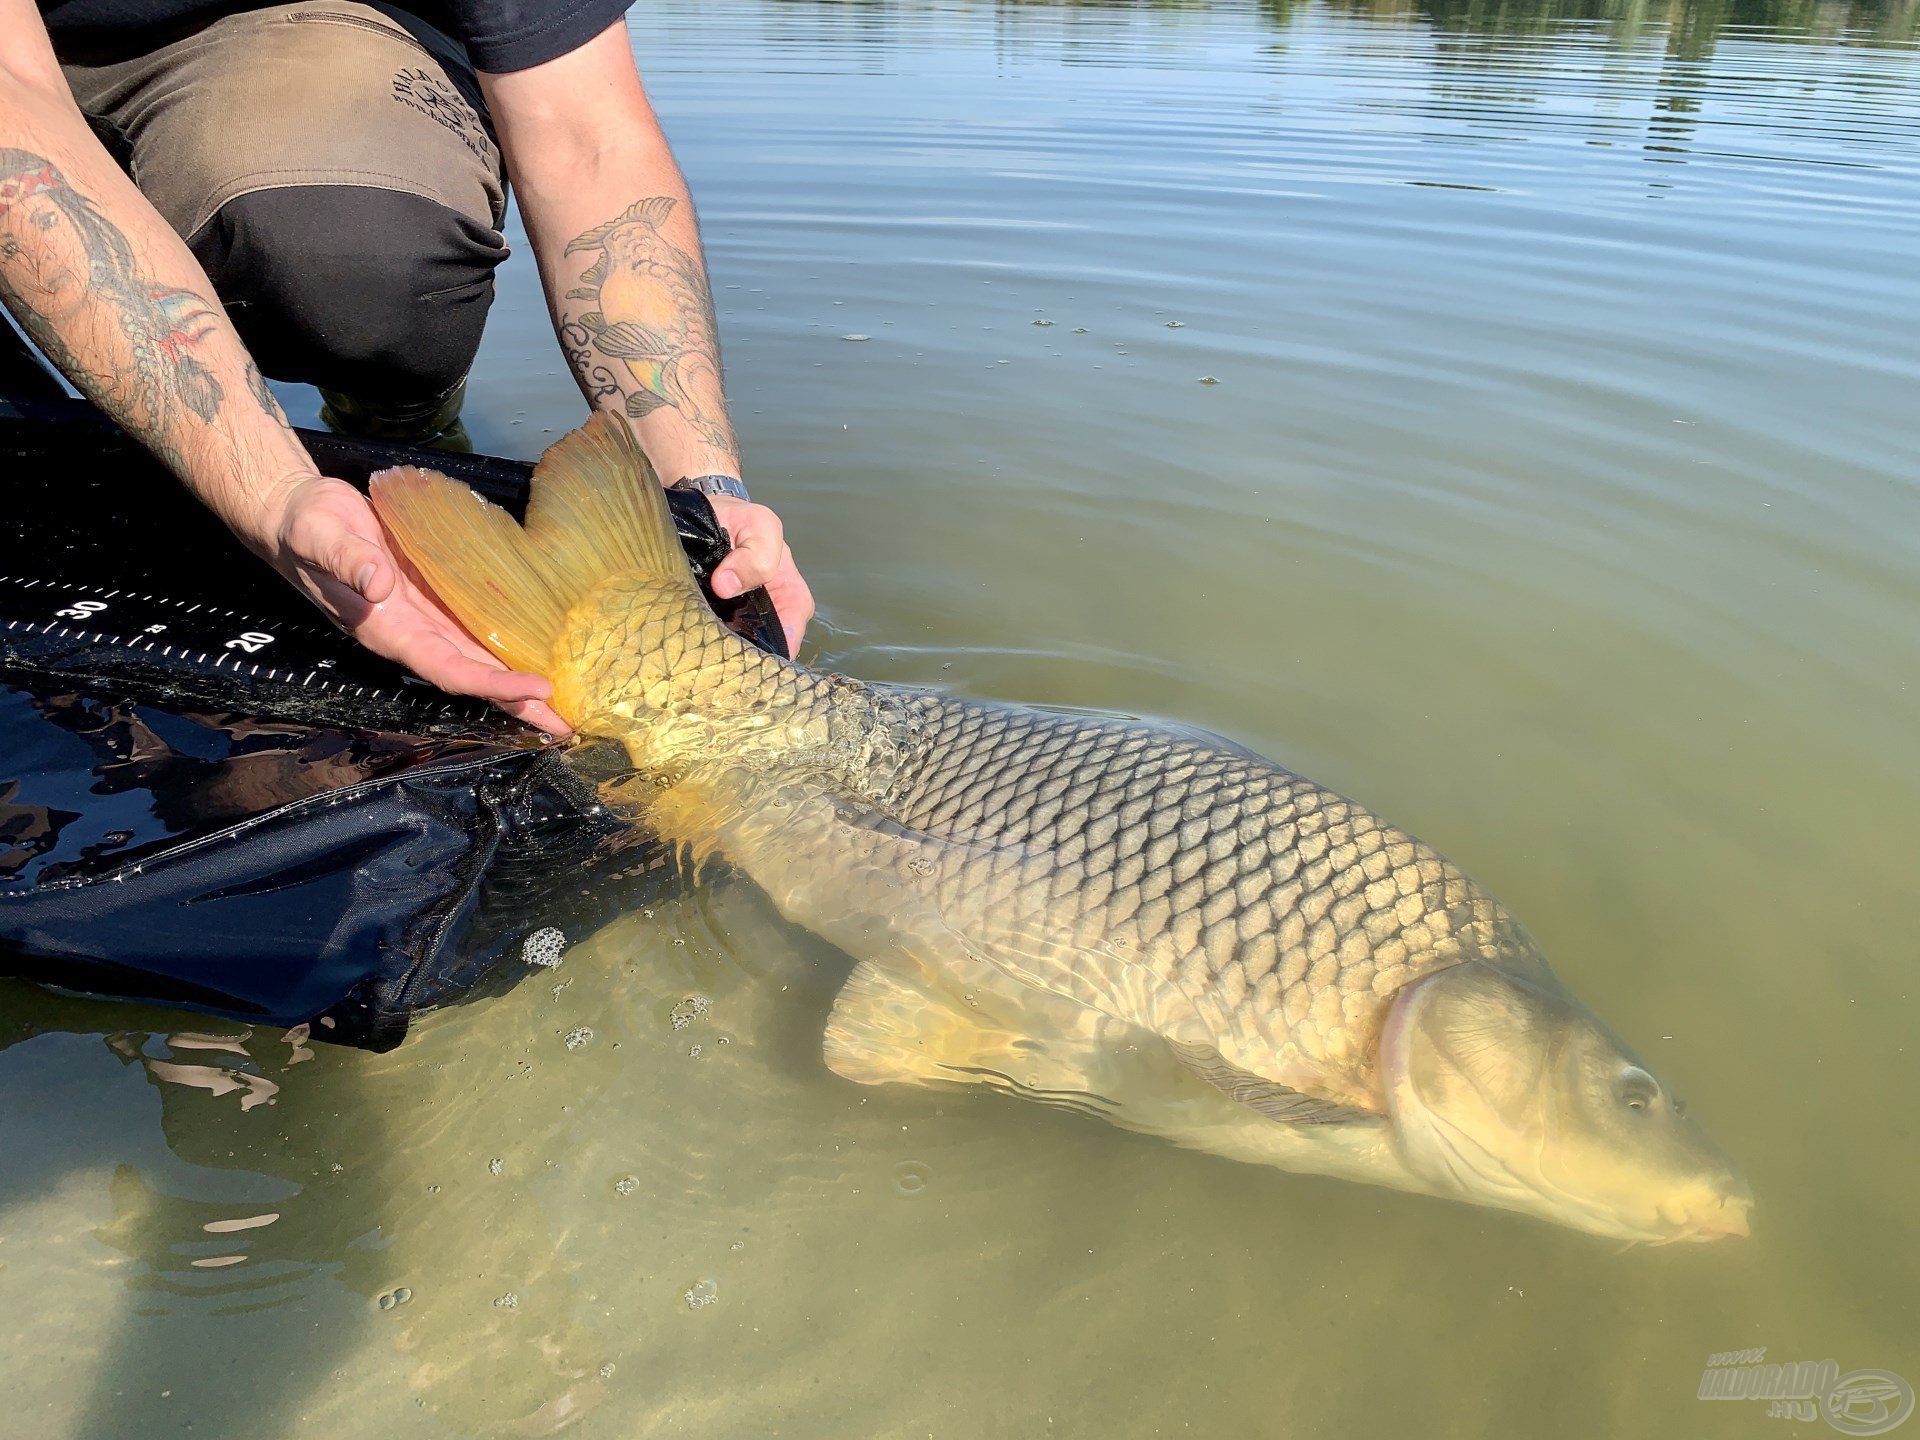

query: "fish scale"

left=757, top=689, right=1534, bottom=1100
left=616, top=649, right=1535, bottom=1102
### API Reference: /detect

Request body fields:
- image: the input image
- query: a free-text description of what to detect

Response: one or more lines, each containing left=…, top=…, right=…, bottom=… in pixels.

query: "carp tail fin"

left=370, top=411, right=701, bottom=679
left=519, top=409, right=692, bottom=594
left=367, top=464, right=569, bottom=677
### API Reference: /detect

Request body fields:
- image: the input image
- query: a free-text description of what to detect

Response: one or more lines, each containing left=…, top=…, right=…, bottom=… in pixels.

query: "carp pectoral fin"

left=1166, top=1041, right=1375, bottom=1126
left=823, top=959, right=1118, bottom=1119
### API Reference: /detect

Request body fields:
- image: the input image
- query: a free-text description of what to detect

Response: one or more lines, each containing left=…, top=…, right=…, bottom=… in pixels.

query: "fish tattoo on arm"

left=245, top=358, right=289, bottom=426
left=558, top=195, right=739, bottom=459
left=0, top=149, right=229, bottom=473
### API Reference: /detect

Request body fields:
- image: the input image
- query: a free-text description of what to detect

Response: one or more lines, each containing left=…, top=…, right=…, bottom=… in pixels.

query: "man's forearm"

left=556, top=188, right=737, bottom=468
left=0, top=63, right=315, bottom=546
left=483, top=36, right=742, bottom=485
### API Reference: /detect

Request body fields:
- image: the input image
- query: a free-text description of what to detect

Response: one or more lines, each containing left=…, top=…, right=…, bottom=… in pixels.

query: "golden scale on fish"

left=371, top=413, right=1752, bottom=1244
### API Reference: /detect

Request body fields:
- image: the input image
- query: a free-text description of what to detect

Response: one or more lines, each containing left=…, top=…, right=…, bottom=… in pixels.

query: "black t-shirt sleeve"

left=444, top=0, right=635, bottom=73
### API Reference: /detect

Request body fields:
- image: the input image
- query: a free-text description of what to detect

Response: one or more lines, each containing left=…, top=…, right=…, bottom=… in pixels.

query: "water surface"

left=5, top=0, right=1919, bottom=1434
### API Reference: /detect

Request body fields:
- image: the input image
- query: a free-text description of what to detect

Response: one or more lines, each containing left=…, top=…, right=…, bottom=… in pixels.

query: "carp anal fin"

left=1167, top=1041, right=1374, bottom=1126
left=369, top=412, right=698, bottom=679
left=823, top=959, right=1117, bottom=1118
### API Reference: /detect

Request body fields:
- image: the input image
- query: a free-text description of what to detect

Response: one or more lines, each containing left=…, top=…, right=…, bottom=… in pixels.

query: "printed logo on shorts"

left=391, top=67, right=489, bottom=161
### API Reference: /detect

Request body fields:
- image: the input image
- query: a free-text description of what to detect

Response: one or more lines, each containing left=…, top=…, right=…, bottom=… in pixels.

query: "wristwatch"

left=670, top=473, right=750, bottom=504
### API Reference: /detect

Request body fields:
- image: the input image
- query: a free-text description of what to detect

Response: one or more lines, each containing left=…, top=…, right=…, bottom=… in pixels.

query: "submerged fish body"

left=372, top=416, right=1751, bottom=1243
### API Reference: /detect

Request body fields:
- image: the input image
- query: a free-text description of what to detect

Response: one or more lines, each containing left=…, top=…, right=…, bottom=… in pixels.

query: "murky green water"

left=6, top=0, right=1920, bottom=1434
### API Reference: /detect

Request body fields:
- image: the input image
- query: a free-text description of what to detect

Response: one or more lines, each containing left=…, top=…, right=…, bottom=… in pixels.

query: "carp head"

left=1379, top=960, right=1751, bottom=1242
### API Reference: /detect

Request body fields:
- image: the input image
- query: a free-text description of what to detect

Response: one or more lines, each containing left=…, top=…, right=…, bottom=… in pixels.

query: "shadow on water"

left=0, top=974, right=627, bottom=1438
left=0, top=991, right=349, bottom=1440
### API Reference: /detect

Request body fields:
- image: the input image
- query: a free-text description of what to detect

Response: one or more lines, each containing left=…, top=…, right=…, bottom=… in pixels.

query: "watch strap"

left=670, top=473, right=750, bottom=504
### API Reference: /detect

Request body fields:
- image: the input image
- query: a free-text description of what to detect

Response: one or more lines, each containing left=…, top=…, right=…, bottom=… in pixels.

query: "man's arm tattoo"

left=245, top=359, right=288, bottom=425
left=561, top=195, right=738, bottom=458
left=0, top=149, right=231, bottom=473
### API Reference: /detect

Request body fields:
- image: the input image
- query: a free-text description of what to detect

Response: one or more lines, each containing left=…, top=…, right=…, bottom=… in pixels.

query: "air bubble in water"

left=684, top=1278, right=719, bottom=1310
left=377, top=1286, right=413, bottom=1311
left=523, top=928, right=567, bottom=968
left=614, top=1175, right=639, bottom=1197
left=563, top=1027, right=594, bottom=1052
left=670, top=995, right=710, bottom=1031
left=488, top=1157, right=503, bottom=1176
left=493, top=1293, right=519, bottom=1310
left=893, top=1161, right=932, bottom=1196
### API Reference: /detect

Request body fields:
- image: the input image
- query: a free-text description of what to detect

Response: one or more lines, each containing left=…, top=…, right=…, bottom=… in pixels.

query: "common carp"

left=370, top=414, right=1751, bottom=1243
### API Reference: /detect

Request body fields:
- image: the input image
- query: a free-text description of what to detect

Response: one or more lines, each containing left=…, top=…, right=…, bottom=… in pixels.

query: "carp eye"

left=1615, top=1065, right=1660, bottom=1114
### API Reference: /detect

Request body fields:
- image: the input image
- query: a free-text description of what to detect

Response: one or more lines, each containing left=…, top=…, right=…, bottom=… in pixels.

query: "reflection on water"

left=4, top=0, right=1919, bottom=1434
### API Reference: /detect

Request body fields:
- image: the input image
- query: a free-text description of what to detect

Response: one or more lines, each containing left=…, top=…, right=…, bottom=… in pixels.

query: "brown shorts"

left=61, top=2, right=511, bottom=408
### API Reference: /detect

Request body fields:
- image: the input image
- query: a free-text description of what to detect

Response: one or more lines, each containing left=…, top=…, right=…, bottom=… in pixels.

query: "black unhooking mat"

left=0, top=393, right=783, bottom=1051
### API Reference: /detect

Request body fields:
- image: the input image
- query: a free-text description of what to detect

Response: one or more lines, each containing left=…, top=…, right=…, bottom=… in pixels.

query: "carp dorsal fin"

left=1166, top=1041, right=1375, bottom=1126
left=369, top=412, right=697, bottom=682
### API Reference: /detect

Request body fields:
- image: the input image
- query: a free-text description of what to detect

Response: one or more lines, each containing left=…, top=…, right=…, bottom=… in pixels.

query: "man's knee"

left=190, top=185, right=506, bottom=400
left=61, top=1, right=508, bottom=403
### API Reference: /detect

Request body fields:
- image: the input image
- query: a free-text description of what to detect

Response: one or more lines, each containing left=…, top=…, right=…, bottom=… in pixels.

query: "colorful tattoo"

left=561, top=195, right=738, bottom=457
left=0, top=149, right=227, bottom=471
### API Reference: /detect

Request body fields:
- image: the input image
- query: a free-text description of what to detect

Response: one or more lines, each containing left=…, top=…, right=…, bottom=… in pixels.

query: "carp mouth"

left=1375, top=966, right=1743, bottom=1243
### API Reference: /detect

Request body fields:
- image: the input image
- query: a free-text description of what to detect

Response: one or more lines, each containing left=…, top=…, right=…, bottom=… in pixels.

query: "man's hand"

left=0, top=53, right=574, bottom=735
left=483, top=29, right=812, bottom=653
left=706, top=493, right=814, bottom=657
left=260, top=475, right=572, bottom=736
